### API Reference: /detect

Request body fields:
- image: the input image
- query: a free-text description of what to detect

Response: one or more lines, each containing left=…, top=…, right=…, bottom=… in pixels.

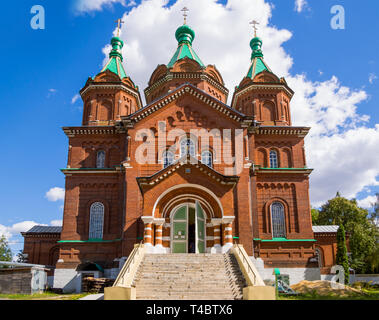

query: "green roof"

left=167, top=24, right=205, bottom=68
left=245, top=36, right=272, bottom=79
left=247, top=57, right=271, bottom=79
left=99, top=37, right=128, bottom=79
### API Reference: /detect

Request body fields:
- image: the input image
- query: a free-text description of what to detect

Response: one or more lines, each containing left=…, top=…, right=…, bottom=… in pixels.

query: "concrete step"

left=131, top=253, right=247, bottom=301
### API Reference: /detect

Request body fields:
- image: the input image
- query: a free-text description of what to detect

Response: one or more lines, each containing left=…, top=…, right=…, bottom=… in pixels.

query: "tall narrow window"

left=96, top=150, right=106, bottom=168
left=269, top=150, right=278, bottom=168
left=201, top=151, right=213, bottom=168
left=89, top=202, right=104, bottom=240
left=163, top=150, right=175, bottom=168
left=271, top=202, right=286, bottom=238
left=180, top=138, right=196, bottom=157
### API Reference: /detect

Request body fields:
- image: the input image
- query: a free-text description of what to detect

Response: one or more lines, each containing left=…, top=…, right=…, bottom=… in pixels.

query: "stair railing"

left=113, top=242, right=146, bottom=288
left=231, top=242, right=265, bottom=287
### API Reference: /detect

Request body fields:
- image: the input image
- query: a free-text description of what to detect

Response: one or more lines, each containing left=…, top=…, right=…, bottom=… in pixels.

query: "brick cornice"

left=62, top=126, right=117, bottom=138
left=249, top=126, right=311, bottom=137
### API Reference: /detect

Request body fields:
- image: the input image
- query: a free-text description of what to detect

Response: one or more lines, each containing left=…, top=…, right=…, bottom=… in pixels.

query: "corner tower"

left=144, top=14, right=229, bottom=104
left=231, top=32, right=293, bottom=126
left=80, top=36, right=142, bottom=126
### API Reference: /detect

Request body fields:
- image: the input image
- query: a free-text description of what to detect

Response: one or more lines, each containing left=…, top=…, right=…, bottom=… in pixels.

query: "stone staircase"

left=132, top=253, right=247, bottom=300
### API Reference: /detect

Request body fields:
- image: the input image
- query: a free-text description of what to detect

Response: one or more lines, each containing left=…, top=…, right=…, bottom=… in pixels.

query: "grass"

left=279, top=288, right=379, bottom=300
left=0, top=291, right=89, bottom=300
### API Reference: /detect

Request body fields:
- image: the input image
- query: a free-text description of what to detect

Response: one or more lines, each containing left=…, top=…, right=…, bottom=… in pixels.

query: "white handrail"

left=113, top=243, right=146, bottom=288
left=231, top=244, right=265, bottom=287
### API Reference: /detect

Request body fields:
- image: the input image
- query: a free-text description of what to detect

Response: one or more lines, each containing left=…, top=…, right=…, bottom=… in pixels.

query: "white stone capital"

left=141, top=216, right=154, bottom=224
left=210, top=218, right=223, bottom=226
left=222, top=216, right=235, bottom=224
left=153, top=218, right=166, bottom=226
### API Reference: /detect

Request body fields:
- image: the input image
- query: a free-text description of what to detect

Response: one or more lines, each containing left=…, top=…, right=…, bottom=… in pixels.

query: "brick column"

left=153, top=218, right=166, bottom=253
left=213, top=224, right=221, bottom=246
left=155, top=224, right=163, bottom=246
left=143, top=223, right=153, bottom=245
left=223, top=223, right=233, bottom=245
left=210, top=219, right=222, bottom=254
left=141, top=217, right=154, bottom=249
left=221, top=217, right=235, bottom=253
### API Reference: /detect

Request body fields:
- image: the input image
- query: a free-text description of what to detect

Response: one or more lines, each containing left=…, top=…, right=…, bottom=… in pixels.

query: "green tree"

left=16, top=250, right=27, bottom=263
left=0, top=235, right=12, bottom=262
left=318, top=193, right=377, bottom=273
left=336, top=225, right=349, bottom=283
left=366, top=193, right=379, bottom=273
left=373, top=193, right=379, bottom=220
left=311, top=208, right=320, bottom=225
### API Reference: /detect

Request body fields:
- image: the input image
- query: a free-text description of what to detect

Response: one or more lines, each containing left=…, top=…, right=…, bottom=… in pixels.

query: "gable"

left=127, top=84, right=244, bottom=127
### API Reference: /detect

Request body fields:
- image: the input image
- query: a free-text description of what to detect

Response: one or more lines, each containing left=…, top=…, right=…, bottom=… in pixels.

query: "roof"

left=24, top=226, right=62, bottom=234
left=246, top=37, right=272, bottom=79
left=99, top=37, right=128, bottom=79
left=246, top=57, right=272, bottom=79
left=126, top=82, right=245, bottom=124
left=136, top=154, right=239, bottom=193
left=312, top=225, right=339, bottom=233
left=167, top=24, right=205, bottom=68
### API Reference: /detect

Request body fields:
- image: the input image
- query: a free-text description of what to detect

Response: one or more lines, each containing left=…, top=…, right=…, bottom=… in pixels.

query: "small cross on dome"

left=181, top=7, right=189, bottom=25
left=115, top=18, right=125, bottom=37
left=250, top=20, right=260, bottom=37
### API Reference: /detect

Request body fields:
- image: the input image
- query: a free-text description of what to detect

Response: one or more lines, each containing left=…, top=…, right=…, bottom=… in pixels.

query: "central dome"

left=175, top=24, right=196, bottom=45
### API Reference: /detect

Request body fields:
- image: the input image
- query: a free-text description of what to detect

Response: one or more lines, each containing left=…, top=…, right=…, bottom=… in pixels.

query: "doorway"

left=171, top=202, right=206, bottom=254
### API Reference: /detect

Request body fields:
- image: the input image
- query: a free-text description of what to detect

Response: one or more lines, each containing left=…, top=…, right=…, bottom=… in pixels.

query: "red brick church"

left=22, top=18, right=343, bottom=291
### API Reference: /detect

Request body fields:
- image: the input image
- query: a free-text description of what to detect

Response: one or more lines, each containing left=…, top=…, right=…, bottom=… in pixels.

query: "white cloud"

left=74, top=0, right=127, bottom=13
left=0, top=221, right=46, bottom=241
left=98, top=0, right=378, bottom=207
left=47, top=88, right=57, bottom=98
left=71, top=94, right=81, bottom=104
left=50, top=220, right=63, bottom=227
left=357, top=195, right=377, bottom=209
left=45, top=187, right=65, bottom=202
left=294, top=0, right=308, bottom=13
left=369, top=73, right=377, bottom=84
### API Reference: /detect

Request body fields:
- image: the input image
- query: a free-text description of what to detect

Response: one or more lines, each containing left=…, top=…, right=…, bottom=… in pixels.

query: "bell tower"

left=231, top=26, right=294, bottom=126
left=79, top=34, right=142, bottom=126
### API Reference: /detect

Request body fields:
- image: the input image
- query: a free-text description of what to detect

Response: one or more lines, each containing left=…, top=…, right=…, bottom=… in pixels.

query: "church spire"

left=167, top=8, right=205, bottom=68
left=246, top=21, right=271, bottom=79
left=98, top=19, right=128, bottom=79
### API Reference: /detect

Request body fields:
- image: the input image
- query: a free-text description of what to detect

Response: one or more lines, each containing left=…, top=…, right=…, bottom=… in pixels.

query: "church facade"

left=32, top=20, right=326, bottom=289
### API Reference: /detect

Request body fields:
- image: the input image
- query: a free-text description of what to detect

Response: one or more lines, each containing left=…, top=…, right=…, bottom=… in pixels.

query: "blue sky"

left=0, top=0, right=378, bottom=256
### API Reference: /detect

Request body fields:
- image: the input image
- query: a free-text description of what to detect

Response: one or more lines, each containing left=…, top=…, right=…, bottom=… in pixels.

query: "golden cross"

left=250, top=20, right=259, bottom=37
left=181, top=7, right=189, bottom=25
left=115, top=18, right=124, bottom=37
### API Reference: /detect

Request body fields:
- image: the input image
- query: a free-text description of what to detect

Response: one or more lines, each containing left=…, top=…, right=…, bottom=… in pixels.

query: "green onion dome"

left=109, top=36, right=124, bottom=61
left=175, top=24, right=196, bottom=45
left=250, top=36, right=263, bottom=59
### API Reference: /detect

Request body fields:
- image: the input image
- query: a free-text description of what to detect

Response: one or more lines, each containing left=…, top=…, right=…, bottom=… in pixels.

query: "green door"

left=196, top=201, right=206, bottom=253
left=172, top=205, right=187, bottom=253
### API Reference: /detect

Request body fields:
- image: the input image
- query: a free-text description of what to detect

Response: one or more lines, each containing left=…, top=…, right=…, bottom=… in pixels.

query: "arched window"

left=180, top=138, right=196, bottom=157
left=201, top=151, right=213, bottom=168
left=271, top=202, right=286, bottom=238
left=96, top=150, right=106, bottom=168
left=89, top=202, right=104, bottom=240
left=163, top=150, right=175, bottom=168
left=269, top=150, right=278, bottom=168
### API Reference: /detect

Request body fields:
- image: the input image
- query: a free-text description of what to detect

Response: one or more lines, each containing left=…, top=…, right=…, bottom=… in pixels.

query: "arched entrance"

left=171, top=201, right=206, bottom=254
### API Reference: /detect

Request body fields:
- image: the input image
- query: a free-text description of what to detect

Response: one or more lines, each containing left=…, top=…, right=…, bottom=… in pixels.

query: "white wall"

left=250, top=257, right=321, bottom=285
left=53, top=269, right=81, bottom=293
